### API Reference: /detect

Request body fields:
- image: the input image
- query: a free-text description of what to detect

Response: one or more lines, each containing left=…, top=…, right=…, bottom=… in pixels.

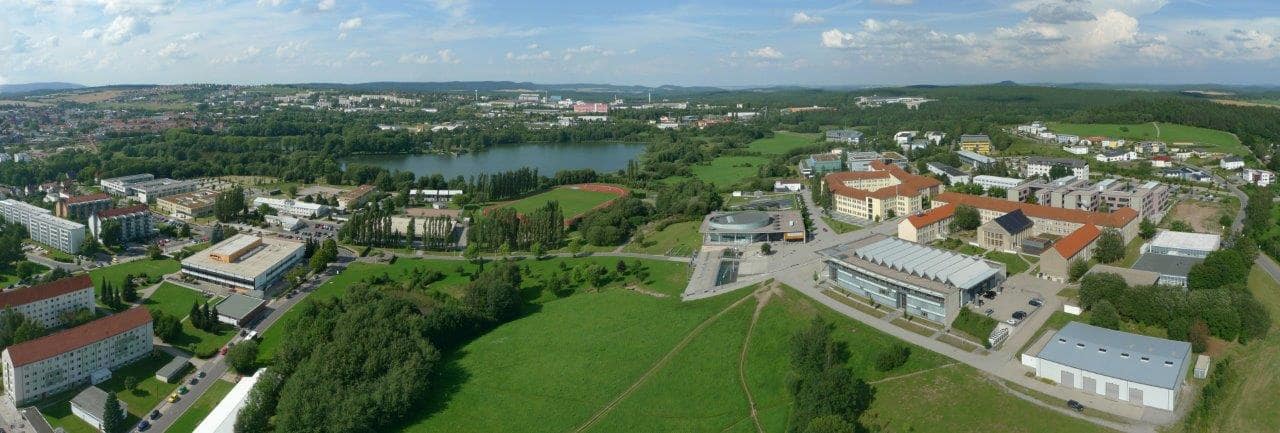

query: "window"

left=1121, top=353, right=1129, bottom=358
left=1140, top=357, right=1150, bottom=363
left=1076, top=343, right=1085, bottom=348
left=1098, top=348, right=1107, bottom=353
left=1164, top=361, right=1174, bottom=367
left=1058, top=338, right=1066, bottom=343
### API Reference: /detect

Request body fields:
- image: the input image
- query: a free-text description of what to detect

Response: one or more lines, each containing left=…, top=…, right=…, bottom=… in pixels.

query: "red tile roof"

left=933, top=192, right=1137, bottom=228
left=906, top=203, right=955, bottom=229
left=64, top=193, right=111, bottom=204
left=5, top=307, right=152, bottom=367
left=1053, top=224, right=1102, bottom=258
left=96, top=204, right=149, bottom=219
left=825, top=161, right=941, bottom=200
left=0, top=275, right=92, bottom=309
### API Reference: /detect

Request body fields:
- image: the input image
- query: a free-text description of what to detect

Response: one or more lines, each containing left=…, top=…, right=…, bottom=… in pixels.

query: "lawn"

left=0, top=261, right=49, bottom=288
left=623, top=220, right=701, bottom=256
left=1002, top=136, right=1073, bottom=157
left=747, top=131, right=819, bottom=154
left=686, top=155, right=770, bottom=188
left=89, top=258, right=180, bottom=289
left=504, top=186, right=623, bottom=221
left=145, top=282, right=212, bottom=318
left=173, top=319, right=237, bottom=358
left=256, top=256, right=693, bottom=363
left=985, top=251, right=1031, bottom=275
left=1047, top=122, right=1246, bottom=156
left=167, top=378, right=236, bottom=433
left=394, top=281, right=1103, bottom=433
left=1116, top=237, right=1145, bottom=268
left=822, top=216, right=862, bottom=234
left=42, top=352, right=180, bottom=433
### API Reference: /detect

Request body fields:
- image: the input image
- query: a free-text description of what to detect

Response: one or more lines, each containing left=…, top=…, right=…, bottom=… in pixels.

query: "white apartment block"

left=0, top=199, right=85, bottom=254
left=2, top=307, right=153, bottom=405
left=0, top=275, right=95, bottom=328
left=252, top=197, right=331, bottom=219
left=972, top=175, right=1027, bottom=191
left=89, top=205, right=154, bottom=242
left=1244, top=168, right=1275, bottom=187
left=1025, top=157, right=1090, bottom=179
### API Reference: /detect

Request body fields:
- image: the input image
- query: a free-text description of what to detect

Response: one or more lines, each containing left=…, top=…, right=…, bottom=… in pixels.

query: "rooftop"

left=1036, top=322, right=1191, bottom=389
left=71, top=386, right=125, bottom=420
left=64, top=193, right=112, bottom=204
left=956, top=150, right=995, bottom=164
left=1148, top=230, right=1221, bottom=253
left=960, top=134, right=991, bottom=142
left=991, top=209, right=1033, bottom=235
left=822, top=235, right=1003, bottom=293
left=5, top=307, right=152, bottom=367
left=1086, top=264, right=1161, bottom=287
left=183, top=234, right=305, bottom=280
left=933, top=192, right=1138, bottom=229
left=825, top=161, right=941, bottom=200
left=1027, top=156, right=1087, bottom=168
left=906, top=203, right=955, bottom=229
left=0, top=275, right=92, bottom=309
left=156, top=355, right=191, bottom=379
left=927, top=162, right=968, bottom=177
left=701, top=210, right=804, bottom=234
left=1053, top=224, right=1101, bottom=258
left=1132, top=253, right=1203, bottom=278
left=216, top=293, right=266, bottom=321
left=96, top=204, right=150, bottom=219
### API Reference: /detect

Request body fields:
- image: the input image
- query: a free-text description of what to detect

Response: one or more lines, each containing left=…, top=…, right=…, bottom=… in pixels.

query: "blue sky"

left=3, top=0, right=1280, bottom=87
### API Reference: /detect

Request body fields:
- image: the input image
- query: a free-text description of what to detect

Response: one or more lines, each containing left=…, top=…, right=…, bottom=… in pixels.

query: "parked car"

left=1012, top=311, right=1028, bottom=320
left=982, top=291, right=997, bottom=299
left=150, top=410, right=161, bottom=420
left=1067, top=400, right=1085, bottom=412
left=198, top=371, right=207, bottom=378
left=189, top=377, right=199, bottom=385
left=1029, top=298, right=1044, bottom=307
left=984, top=308, right=994, bottom=316
left=168, top=394, right=180, bottom=403
left=138, top=420, right=151, bottom=431
left=178, top=386, right=189, bottom=395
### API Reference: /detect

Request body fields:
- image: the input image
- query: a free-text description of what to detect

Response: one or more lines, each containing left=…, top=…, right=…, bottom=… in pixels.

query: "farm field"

left=623, top=220, right=701, bottom=256
left=394, top=282, right=1107, bottom=433
left=1047, top=122, right=1245, bottom=155
left=167, top=378, right=237, bottom=433
left=505, top=185, right=624, bottom=220
left=256, top=256, right=693, bottom=363
left=747, top=131, right=819, bottom=154
left=89, top=258, right=180, bottom=289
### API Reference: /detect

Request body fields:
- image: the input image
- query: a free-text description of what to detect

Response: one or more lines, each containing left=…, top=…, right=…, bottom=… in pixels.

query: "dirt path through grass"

left=736, top=283, right=781, bottom=433
left=572, top=289, right=758, bottom=432
left=868, top=362, right=958, bottom=384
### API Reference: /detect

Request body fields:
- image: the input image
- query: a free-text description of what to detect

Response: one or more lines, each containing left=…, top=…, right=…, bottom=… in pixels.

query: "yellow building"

left=959, top=134, right=993, bottom=155
left=825, top=161, right=942, bottom=222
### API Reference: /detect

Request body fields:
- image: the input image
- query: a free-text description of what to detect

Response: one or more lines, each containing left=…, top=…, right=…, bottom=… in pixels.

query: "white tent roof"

left=193, top=370, right=265, bottom=433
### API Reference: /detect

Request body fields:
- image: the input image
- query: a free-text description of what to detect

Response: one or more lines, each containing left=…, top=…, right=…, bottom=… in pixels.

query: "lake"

left=341, top=142, right=647, bottom=178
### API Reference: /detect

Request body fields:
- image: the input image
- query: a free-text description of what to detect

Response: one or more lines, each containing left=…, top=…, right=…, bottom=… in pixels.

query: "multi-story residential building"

left=131, top=178, right=198, bottom=203
left=925, top=131, right=946, bottom=145
left=1150, top=155, right=1173, bottom=168
left=1219, top=156, right=1244, bottom=170
left=1063, top=144, right=1090, bottom=155
left=1055, top=134, right=1080, bottom=144
left=0, top=199, right=85, bottom=254
left=893, top=131, right=917, bottom=145
left=825, top=129, right=863, bottom=144
left=337, top=185, right=377, bottom=210
left=572, top=102, right=609, bottom=113
left=825, top=161, right=942, bottom=222
left=1134, top=141, right=1167, bottom=154
left=252, top=197, right=331, bottom=219
left=1095, top=150, right=1136, bottom=162
left=155, top=190, right=219, bottom=218
left=959, top=134, right=993, bottom=154
left=0, top=275, right=95, bottom=328
left=89, top=205, right=153, bottom=242
left=902, top=138, right=930, bottom=153
left=1243, top=168, right=1275, bottom=187
left=1025, top=157, right=1090, bottom=179
left=1, top=307, right=153, bottom=405
left=930, top=192, right=1140, bottom=244
left=1015, top=177, right=1169, bottom=219
left=99, top=174, right=155, bottom=196
left=55, top=193, right=112, bottom=220
left=926, top=162, right=970, bottom=185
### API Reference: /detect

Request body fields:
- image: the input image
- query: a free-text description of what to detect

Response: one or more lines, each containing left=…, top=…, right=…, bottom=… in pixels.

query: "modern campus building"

left=846, top=151, right=907, bottom=171
left=972, top=175, right=1028, bottom=191
left=1141, top=230, right=1220, bottom=259
left=89, top=204, right=153, bottom=243
left=0, top=198, right=86, bottom=254
left=825, top=129, right=864, bottom=144
left=409, top=189, right=464, bottom=203
left=1025, top=157, right=1090, bottom=179
left=156, top=189, right=219, bottom=219
left=825, top=161, right=942, bottom=222
left=1011, top=177, right=1169, bottom=219
left=55, top=193, right=112, bottom=220
left=1, top=307, right=154, bottom=405
left=71, top=386, right=127, bottom=431
left=699, top=210, right=805, bottom=245
left=1022, top=322, right=1191, bottom=411
left=799, top=152, right=844, bottom=177
left=957, top=150, right=995, bottom=168
left=131, top=178, right=198, bottom=203
left=181, top=234, right=305, bottom=295
left=215, top=293, right=267, bottom=327
left=99, top=173, right=155, bottom=196
left=925, top=162, right=970, bottom=185
left=959, top=134, right=993, bottom=154
left=897, top=203, right=955, bottom=244
left=252, top=197, right=331, bottom=219
left=821, top=235, right=1006, bottom=325
left=338, top=185, right=377, bottom=210
left=0, top=275, right=96, bottom=328
left=928, top=192, right=1140, bottom=245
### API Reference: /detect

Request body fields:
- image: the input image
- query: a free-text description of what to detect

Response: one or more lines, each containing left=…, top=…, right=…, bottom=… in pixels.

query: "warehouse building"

left=1141, top=231, right=1220, bottom=259
left=1022, top=322, right=1191, bottom=411
left=56, top=193, right=112, bottom=220
left=821, top=235, right=1006, bottom=325
left=89, top=204, right=153, bottom=243
left=0, top=198, right=85, bottom=254
left=700, top=210, right=805, bottom=245
left=99, top=174, right=155, bottom=196
left=1132, top=254, right=1202, bottom=287
left=1, top=307, right=154, bottom=404
left=181, top=234, right=305, bottom=295
left=825, top=161, right=942, bottom=222
left=0, top=275, right=96, bottom=328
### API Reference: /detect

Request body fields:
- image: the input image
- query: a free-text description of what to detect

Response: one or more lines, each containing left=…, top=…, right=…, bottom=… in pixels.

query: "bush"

left=952, top=308, right=998, bottom=347
left=1189, top=320, right=1210, bottom=353
left=226, top=339, right=260, bottom=375
left=874, top=345, right=911, bottom=372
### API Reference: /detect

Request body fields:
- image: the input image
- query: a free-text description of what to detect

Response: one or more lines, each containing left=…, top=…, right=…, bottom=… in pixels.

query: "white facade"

left=893, top=131, right=917, bottom=144
left=1244, top=168, right=1275, bottom=187
left=1, top=308, right=153, bottom=405
left=0, top=199, right=85, bottom=254
left=181, top=235, right=306, bottom=293
left=1096, top=151, right=1137, bottom=163
left=0, top=276, right=95, bottom=328
left=1063, top=145, right=1089, bottom=155
left=253, top=197, right=331, bottom=218
left=1022, top=354, right=1178, bottom=411
left=1025, top=159, right=1090, bottom=179
left=99, top=174, right=156, bottom=196
left=972, top=175, right=1026, bottom=190
left=1219, top=157, right=1244, bottom=170
left=132, top=179, right=198, bottom=203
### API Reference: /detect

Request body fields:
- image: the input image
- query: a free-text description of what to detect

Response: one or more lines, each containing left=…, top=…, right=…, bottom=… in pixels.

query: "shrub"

left=952, top=308, right=998, bottom=348
left=1090, top=299, right=1121, bottom=330
left=874, top=345, right=911, bottom=372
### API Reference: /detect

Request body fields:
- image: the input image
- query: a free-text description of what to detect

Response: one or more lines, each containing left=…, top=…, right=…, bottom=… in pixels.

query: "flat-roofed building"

left=700, top=210, right=805, bottom=245
left=957, top=150, right=995, bottom=168
left=825, top=161, right=942, bottom=222
left=799, top=152, right=845, bottom=177
left=1084, top=264, right=1161, bottom=288
left=1020, top=177, right=1169, bottom=219
left=71, top=386, right=127, bottom=431
left=156, top=190, right=219, bottom=219
left=192, top=369, right=265, bottom=433
left=215, top=293, right=267, bottom=327
left=1132, top=254, right=1202, bottom=287
left=930, top=192, right=1140, bottom=243
left=89, top=204, right=152, bottom=243
left=338, top=185, right=377, bottom=210
left=926, top=162, right=970, bottom=185
left=959, top=134, right=993, bottom=154
left=0, top=199, right=85, bottom=254
left=1141, top=230, right=1220, bottom=258
left=181, top=234, right=305, bottom=295
left=99, top=173, right=155, bottom=196
left=155, top=355, right=191, bottom=383
left=1021, top=322, right=1191, bottom=411
left=897, top=203, right=954, bottom=244
left=1025, top=157, right=1090, bottom=179
left=821, top=235, right=1006, bottom=325
left=972, top=175, right=1027, bottom=191
left=1038, top=224, right=1101, bottom=282
left=252, top=197, right=331, bottom=219
left=0, top=275, right=95, bottom=328
left=410, top=189, right=464, bottom=203
left=56, top=193, right=112, bottom=220
left=825, top=129, right=863, bottom=144
left=1, top=307, right=153, bottom=404
left=131, top=178, right=197, bottom=203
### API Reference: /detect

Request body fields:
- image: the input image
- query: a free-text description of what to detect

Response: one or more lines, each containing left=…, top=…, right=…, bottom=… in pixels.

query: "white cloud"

left=157, top=41, right=192, bottom=59
left=338, top=17, right=362, bottom=31
left=430, top=0, right=470, bottom=18
left=84, top=15, right=151, bottom=45
left=5, top=31, right=32, bottom=53
left=437, top=48, right=459, bottom=64
left=346, top=49, right=369, bottom=60
left=872, top=0, right=916, bottom=5
left=275, top=41, right=307, bottom=60
left=399, top=48, right=460, bottom=64
left=506, top=50, right=551, bottom=61
left=821, top=29, right=857, bottom=49
left=211, top=45, right=263, bottom=64
left=180, top=32, right=201, bottom=41
left=257, top=0, right=286, bottom=7
left=747, top=46, right=784, bottom=59
left=317, top=0, right=335, bottom=11
left=791, top=11, right=824, bottom=25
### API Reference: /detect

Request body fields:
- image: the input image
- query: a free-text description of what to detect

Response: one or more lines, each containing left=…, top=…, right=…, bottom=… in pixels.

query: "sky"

left=2, top=0, right=1280, bottom=87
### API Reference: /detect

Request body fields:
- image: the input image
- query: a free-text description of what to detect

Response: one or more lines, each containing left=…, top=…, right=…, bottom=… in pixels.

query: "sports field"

left=1047, top=122, right=1246, bottom=155
left=747, top=131, right=819, bottom=154
left=505, top=184, right=626, bottom=221
left=394, top=282, right=1107, bottom=433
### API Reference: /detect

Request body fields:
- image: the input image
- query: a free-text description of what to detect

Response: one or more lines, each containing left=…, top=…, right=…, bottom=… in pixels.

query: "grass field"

left=89, top=258, right=180, bottom=289
left=747, top=131, right=819, bottom=154
left=394, top=281, right=1106, bottom=433
left=145, top=282, right=212, bottom=318
left=822, top=217, right=862, bottom=234
left=1003, top=137, right=1074, bottom=157
left=167, top=378, right=236, bottom=433
left=1047, top=122, right=1246, bottom=155
left=506, top=186, right=622, bottom=220
left=0, top=261, right=49, bottom=288
left=174, top=319, right=236, bottom=358
left=985, top=251, right=1031, bottom=275
left=42, top=353, right=180, bottom=433
left=257, top=256, right=693, bottom=363
left=623, top=221, right=701, bottom=256
left=681, top=155, right=770, bottom=188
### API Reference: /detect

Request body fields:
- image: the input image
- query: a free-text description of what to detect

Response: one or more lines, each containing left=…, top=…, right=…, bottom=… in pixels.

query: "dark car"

left=1012, top=311, right=1028, bottom=320
left=189, top=377, right=199, bottom=385
left=1029, top=298, right=1044, bottom=307
left=138, top=420, right=152, bottom=431
left=197, top=371, right=207, bottom=378
left=1067, top=400, right=1085, bottom=412
left=983, top=291, right=997, bottom=299
left=150, top=410, right=161, bottom=420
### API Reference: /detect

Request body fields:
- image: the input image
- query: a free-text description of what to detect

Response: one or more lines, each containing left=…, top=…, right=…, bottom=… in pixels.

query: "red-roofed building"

left=930, top=192, right=1139, bottom=244
left=89, top=204, right=153, bottom=243
left=897, top=203, right=955, bottom=243
left=1039, top=224, right=1103, bottom=281
left=824, top=161, right=942, bottom=221
left=55, top=193, right=112, bottom=220
left=0, top=275, right=95, bottom=327
left=2, top=307, right=153, bottom=404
